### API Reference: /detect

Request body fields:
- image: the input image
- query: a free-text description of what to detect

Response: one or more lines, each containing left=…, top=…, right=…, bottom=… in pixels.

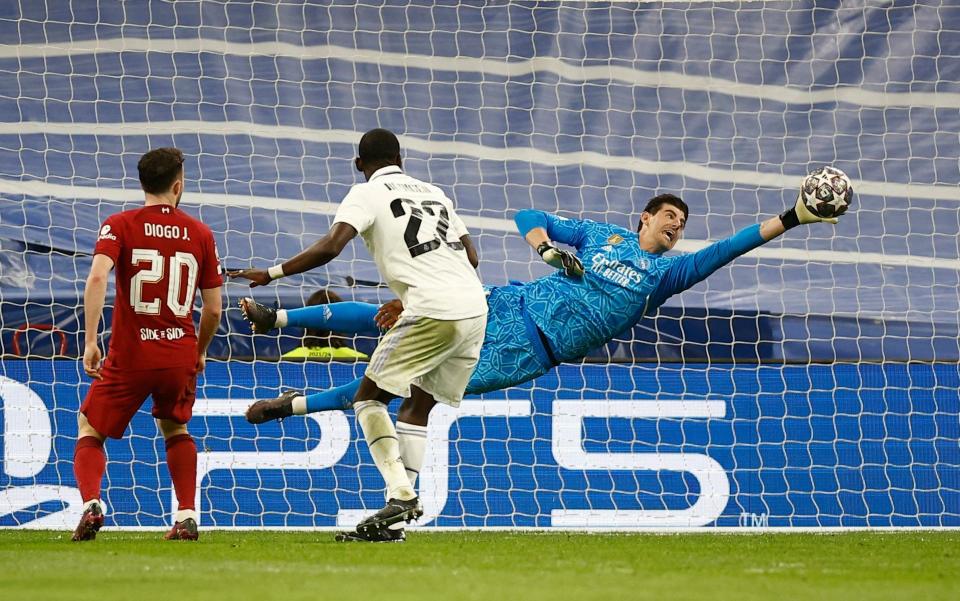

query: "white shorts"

left=365, top=313, right=487, bottom=407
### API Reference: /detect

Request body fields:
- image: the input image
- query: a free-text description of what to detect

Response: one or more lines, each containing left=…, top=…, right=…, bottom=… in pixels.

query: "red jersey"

left=93, top=204, right=222, bottom=370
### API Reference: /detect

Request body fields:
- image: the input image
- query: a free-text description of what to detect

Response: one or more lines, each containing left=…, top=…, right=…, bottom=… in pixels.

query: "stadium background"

left=0, top=1, right=958, bottom=529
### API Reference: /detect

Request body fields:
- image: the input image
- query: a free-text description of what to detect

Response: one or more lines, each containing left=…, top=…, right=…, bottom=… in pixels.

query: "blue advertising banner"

left=1, top=360, right=958, bottom=529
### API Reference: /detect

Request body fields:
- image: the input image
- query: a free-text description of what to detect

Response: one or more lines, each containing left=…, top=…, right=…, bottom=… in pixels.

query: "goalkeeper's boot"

left=335, top=526, right=406, bottom=543
left=245, top=390, right=299, bottom=424
left=239, top=297, right=278, bottom=333
left=356, top=497, right=423, bottom=533
left=71, top=501, right=104, bottom=542
left=164, top=518, right=199, bottom=541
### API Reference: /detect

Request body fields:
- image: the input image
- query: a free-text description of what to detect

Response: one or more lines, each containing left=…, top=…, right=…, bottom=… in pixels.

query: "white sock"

left=291, top=395, right=307, bottom=415
left=354, top=400, right=415, bottom=501
left=397, top=421, right=427, bottom=491
left=174, top=508, right=198, bottom=523
left=275, top=309, right=289, bottom=328
left=83, top=498, right=103, bottom=512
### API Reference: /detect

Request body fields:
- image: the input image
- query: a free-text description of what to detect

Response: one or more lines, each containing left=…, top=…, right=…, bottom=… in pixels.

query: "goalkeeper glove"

left=537, top=242, right=584, bottom=277
left=779, top=193, right=839, bottom=230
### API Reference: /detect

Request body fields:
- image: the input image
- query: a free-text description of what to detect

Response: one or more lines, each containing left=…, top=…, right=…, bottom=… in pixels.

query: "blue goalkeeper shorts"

left=466, top=285, right=555, bottom=395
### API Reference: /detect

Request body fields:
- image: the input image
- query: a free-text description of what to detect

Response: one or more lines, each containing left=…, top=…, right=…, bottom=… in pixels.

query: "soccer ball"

left=800, top=166, right=853, bottom=219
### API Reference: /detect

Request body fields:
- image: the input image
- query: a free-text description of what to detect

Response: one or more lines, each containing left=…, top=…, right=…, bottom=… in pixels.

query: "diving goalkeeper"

left=238, top=188, right=842, bottom=434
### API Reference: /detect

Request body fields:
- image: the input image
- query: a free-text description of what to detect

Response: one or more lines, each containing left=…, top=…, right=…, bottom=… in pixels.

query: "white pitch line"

left=2, top=178, right=958, bottom=271
left=1, top=38, right=957, bottom=109
left=2, top=119, right=958, bottom=203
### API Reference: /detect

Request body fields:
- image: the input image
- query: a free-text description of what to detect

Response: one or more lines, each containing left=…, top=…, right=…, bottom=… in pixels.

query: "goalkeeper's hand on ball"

left=537, top=242, right=584, bottom=277
left=781, top=166, right=853, bottom=229
left=779, top=194, right=839, bottom=229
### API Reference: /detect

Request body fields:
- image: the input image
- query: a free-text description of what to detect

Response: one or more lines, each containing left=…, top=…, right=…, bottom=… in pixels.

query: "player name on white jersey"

left=383, top=181, right=431, bottom=194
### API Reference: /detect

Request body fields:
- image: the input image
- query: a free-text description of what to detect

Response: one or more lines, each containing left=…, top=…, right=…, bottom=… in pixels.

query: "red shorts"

left=80, top=358, right=198, bottom=439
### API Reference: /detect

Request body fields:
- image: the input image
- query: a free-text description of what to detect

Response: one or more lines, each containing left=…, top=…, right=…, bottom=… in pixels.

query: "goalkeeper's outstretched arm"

left=655, top=187, right=847, bottom=303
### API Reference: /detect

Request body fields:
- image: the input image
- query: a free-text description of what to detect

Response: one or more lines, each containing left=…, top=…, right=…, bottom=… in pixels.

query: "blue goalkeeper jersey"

left=517, top=210, right=766, bottom=362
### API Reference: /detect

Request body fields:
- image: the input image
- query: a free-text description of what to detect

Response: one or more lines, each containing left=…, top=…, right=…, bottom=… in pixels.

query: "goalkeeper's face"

left=638, top=206, right=686, bottom=253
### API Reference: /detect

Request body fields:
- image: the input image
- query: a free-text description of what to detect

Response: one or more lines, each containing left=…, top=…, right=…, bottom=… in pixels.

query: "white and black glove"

left=537, top=242, right=584, bottom=277
left=779, top=194, right=839, bottom=230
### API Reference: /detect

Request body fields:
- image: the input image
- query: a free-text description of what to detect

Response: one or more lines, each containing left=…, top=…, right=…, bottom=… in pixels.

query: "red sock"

left=73, top=436, right=106, bottom=503
left=165, top=434, right=197, bottom=512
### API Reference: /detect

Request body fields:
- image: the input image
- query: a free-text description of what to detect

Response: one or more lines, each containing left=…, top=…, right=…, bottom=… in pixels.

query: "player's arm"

left=461, top=234, right=479, bottom=268
left=228, top=223, right=358, bottom=287
left=514, top=209, right=585, bottom=277
left=82, top=254, right=115, bottom=380
left=445, top=205, right=479, bottom=269
left=196, top=286, right=222, bottom=372
left=656, top=187, right=846, bottom=300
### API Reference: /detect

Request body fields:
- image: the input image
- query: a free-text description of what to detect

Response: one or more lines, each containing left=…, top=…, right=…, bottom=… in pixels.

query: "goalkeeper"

left=240, top=190, right=839, bottom=427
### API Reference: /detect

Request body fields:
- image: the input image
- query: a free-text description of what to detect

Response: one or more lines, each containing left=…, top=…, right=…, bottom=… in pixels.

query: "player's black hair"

left=302, top=289, right=346, bottom=349
left=638, top=193, right=689, bottom=232
left=138, top=147, right=185, bottom=194
left=357, top=128, right=401, bottom=166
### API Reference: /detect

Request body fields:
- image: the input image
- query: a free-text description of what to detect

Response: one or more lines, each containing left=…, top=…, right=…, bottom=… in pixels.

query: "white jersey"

left=333, top=165, right=487, bottom=320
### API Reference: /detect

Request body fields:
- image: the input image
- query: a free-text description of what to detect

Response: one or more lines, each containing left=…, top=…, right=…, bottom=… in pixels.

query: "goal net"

left=1, top=1, right=958, bottom=529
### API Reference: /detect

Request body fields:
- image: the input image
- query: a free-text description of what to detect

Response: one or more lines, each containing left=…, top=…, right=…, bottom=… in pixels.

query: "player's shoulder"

left=343, top=179, right=378, bottom=202
left=172, top=207, right=215, bottom=235
left=606, top=221, right=635, bottom=239
left=103, top=205, right=145, bottom=224
left=172, top=206, right=209, bottom=225
left=403, top=173, right=444, bottom=194
left=562, top=215, right=623, bottom=235
left=99, top=206, right=151, bottom=240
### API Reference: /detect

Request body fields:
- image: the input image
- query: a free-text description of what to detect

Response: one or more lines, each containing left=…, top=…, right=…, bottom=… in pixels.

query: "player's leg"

left=240, top=296, right=380, bottom=423
left=353, top=375, right=417, bottom=508
left=395, top=390, right=436, bottom=491
left=157, top=418, right=198, bottom=541
left=337, top=382, right=433, bottom=542
left=348, top=391, right=435, bottom=542
left=464, top=286, right=553, bottom=395
left=465, top=338, right=552, bottom=395
left=336, top=315, right=483, bottom=541
left=351, top=315, right=479, bottom=532
left=361, top=314, right=485, bottom=534
left=72, top=413, right=106, bottom=541
left=239, top=297, right=380, bottom=335
left=72, top=365, right=146, bottom=541
left=337, top=375, right=420, bottom=541
left=352, top=376, right=423, bottom=534
left=248, top=296, right=508, bottom=424
left=152, top=367, right=200, bottom=541
left=245, top=375, right=363, bottom=424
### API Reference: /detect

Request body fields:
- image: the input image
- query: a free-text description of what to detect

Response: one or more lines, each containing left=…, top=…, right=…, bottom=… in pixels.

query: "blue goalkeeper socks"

left=305, top=376, right=363, bottom=412
left=284, top=302, right=381, bottom=335
left=284, top=302, right=377, bottom=411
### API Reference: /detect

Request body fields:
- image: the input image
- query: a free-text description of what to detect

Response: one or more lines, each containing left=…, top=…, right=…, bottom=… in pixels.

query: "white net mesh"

left=1, top=1, right=958, bottom=529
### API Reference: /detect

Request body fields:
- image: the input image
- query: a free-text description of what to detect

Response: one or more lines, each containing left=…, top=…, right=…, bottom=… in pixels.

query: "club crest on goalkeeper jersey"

left=333, top=165, right=486, bottom=320
left=92, top=205, right=223, bottom=370
left=519, top=212, right=765, bottom=363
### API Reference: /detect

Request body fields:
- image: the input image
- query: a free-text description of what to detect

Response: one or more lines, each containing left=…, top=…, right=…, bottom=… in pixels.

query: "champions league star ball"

left=800, top=166, right=853, bottom=219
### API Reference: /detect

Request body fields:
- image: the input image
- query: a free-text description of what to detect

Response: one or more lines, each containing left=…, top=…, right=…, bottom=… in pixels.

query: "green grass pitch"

left=1, top=530, right=957, bottom=600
